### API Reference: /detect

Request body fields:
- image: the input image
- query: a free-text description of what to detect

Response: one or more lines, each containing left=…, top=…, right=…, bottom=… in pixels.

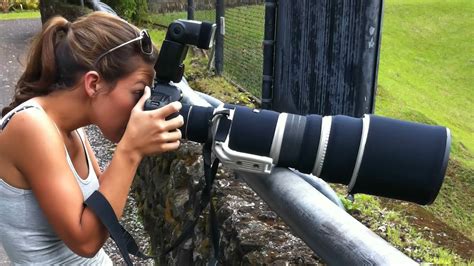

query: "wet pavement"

left=0, top=18, right=41, bottom=110
left=0, top=18, right=41, bottom=265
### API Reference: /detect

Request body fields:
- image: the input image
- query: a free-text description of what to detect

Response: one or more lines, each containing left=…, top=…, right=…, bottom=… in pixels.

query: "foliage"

left=101, top=0, right=148, bottom=23
left=9, top=0, right=39, bottom=10
left=132, top=0, right=148, bottom=24
left=102, top=0, right=135, bottom=21
left=340, top=194, right=468, bottom=264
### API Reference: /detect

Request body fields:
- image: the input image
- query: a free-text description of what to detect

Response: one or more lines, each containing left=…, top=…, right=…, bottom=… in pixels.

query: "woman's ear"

left=83, top=71, right=101, bottom=97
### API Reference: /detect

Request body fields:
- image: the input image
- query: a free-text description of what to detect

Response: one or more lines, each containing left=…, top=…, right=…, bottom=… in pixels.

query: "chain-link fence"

left=147, top=0, right=265, bottom=97
left=147, top=1, right=215, bottom=30
left=223, top=1, right=264, bottom=97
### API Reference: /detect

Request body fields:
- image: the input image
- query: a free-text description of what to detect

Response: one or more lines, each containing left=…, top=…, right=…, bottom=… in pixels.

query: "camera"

left=144, top=20, right=216, bottom=111
left=145, top=20, right=451, bottom=205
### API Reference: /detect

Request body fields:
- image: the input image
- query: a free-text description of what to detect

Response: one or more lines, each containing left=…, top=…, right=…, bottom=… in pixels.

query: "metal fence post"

left=215, top=0, right=225, bottom=75
left=272, top=0, right=384, bottom=117
left=187, top=0, right=194, bottom=20
left=261, top=0, right=277, bottom=109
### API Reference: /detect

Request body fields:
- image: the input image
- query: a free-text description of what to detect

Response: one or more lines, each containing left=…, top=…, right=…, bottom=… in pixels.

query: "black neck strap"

left=84, top=112, right=231, bottom=265
left=84, top=191, right=155, bottom=265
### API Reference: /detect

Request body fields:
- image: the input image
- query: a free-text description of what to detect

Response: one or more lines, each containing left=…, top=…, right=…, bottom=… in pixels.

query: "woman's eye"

left=133, top=90, right=144, bottom=99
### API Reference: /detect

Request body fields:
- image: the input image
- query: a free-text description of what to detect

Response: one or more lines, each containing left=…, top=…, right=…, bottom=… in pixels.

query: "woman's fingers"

left=156, top=141, right=181, bottom=153
left=161, top=115, right=184, bottom=132
left=133, top=86, right=151, bottom=111
left=148, top=101, right=182, bottom=119
left=156, top=129, right=182, bottom=142
left=123, top=99, right=184, bottom=156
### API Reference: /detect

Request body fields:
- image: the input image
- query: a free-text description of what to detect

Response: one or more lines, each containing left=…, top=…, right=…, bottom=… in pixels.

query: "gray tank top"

left=0, top=100, right=112, bottom=265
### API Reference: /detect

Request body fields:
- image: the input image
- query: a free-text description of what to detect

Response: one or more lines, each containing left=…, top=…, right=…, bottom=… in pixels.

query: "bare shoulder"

left=0, top=108, right=65, bottom=176
left=0, top=108, right=98, bottom=247
left=1, top=108, right=62, bottom=153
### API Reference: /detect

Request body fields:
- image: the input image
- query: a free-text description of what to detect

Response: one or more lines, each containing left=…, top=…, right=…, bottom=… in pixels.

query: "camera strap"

left=163, top=112, right=232, bottom=264
left=84, top=191, right=156, bottom=266
left=84, top=158, right=220, bottom=266
left=84, top=112, right=231, bottom=265
left=161, top=142, right=221, bottom=261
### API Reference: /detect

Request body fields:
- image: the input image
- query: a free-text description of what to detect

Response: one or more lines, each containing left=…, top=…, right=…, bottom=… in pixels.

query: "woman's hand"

left=117, top=86, right=184, bottom=160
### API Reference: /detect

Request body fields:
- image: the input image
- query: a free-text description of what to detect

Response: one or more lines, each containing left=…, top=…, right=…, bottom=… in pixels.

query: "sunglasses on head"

left=94, top=29, right=153, bottom=65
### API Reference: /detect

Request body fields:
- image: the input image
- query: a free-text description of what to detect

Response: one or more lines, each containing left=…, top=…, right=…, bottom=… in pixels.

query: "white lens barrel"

left=270, top=113, right=288, bottom=165
left=348, top=115, right=371, bottom=192
left=312, top=116, right=333, bottom=177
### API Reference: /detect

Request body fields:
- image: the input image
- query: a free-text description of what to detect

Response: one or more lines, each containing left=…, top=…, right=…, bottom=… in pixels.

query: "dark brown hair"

left=2, top=11, right=158, bottom=116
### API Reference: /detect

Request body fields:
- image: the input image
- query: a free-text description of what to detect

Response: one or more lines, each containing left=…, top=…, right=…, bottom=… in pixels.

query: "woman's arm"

left=4, top=110, right=109, bottom=257
left=4, top=94, right=183, bottom=258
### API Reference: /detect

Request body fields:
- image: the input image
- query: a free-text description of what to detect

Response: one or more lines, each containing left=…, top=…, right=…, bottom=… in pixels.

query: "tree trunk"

left=39, top=0, right=92, bottom=24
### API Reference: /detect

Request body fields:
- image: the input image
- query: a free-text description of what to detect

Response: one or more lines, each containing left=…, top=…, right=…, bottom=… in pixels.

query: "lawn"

left=376, top=0, right=473, bottom=241
left=0, top=10, right=40, bottom=20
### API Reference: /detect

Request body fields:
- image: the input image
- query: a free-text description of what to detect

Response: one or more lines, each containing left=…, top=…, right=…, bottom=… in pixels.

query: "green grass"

left=341, top=194, right=469, bottom=264
left=0, top=10, right=40, bottom=20
left=148, top=28, right=166, bottom=46
left=376, top=0, right=474, bottom=167
left=376, top=0, right=473, bottom=240
left=147, top=10, right=214, bottom=27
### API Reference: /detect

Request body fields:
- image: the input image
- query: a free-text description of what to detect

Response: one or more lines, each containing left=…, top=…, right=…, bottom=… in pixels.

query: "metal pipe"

left=174, top=79, right=212, bottom=107
left=289, top=169, right=345, bottom=210
left=261, top=0, right=277, bottom=110
left=195, top=91, right=223, bottom=108
left=236, top=168, right=417, bottom=265
left=86, top=0, right=117, bottom=14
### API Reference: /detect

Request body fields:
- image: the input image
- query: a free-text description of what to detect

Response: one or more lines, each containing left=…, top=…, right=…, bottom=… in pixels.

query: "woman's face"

left=92, top=61, right=155, bottom=143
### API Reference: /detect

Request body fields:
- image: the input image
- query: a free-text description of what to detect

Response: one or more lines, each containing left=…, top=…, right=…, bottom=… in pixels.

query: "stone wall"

left=133, top=141, right=322, bottom=264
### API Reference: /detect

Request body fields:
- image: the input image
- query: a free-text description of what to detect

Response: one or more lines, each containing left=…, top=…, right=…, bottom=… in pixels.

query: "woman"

left=0, top=11, right=183, bottom=264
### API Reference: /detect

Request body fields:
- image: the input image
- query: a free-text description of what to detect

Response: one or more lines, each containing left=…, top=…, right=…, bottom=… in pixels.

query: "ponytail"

left=2, top=12, right=158, bottom=117
left=1, top=16, right=70, bottom=116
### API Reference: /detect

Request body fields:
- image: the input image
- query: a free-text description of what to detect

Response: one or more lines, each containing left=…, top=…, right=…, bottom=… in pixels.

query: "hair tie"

left=64, top=21, right=71, bottom=32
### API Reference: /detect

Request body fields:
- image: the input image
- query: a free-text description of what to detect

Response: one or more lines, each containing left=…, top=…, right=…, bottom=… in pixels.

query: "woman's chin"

left=99, top=126, right=126, bottom=144
left=101, top=130, right=121, bottom=144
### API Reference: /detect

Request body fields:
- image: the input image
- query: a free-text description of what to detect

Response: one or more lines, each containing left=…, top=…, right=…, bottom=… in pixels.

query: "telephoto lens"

left=178, top=104, right=451, bottom=205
